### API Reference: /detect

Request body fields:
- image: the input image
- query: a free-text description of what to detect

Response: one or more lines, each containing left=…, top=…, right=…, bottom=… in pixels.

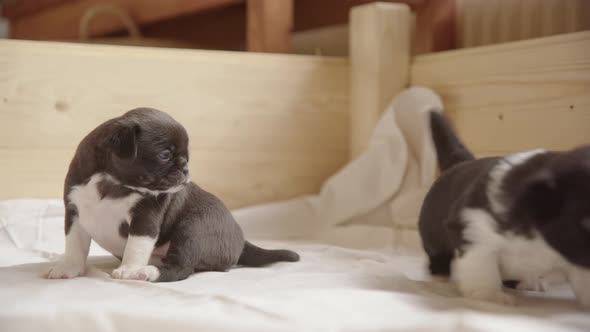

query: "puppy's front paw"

left=465, top=289, right=516, bottom=306
left=112, top=264, right=160, bottom=282
left=46, top=262, right=85, bottom=279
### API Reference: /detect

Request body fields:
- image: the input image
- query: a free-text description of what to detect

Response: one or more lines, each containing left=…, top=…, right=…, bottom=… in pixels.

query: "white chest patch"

left=68, top=173, right=142, bottom=257
left=461, top=208, right=568, bottom=281
left=486, top=149, right=545, bottom=217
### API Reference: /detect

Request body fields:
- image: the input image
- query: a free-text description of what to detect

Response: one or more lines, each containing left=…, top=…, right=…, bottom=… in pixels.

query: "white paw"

left=516, top=279, right=545, bottom=292
left=46, top=262, right=85, bottom=279
left=466, top=289, right=517, bottom=305
left=112, top=264, right=160, bottom=281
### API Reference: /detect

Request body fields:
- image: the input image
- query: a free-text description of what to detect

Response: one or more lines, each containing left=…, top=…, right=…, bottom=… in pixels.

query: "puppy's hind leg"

left=154, top=219, right=240, bottom=282
left=153, top=235, right=197, bottom=282
left=428, top=253, right=453, bottom=282
left=156, top=264, right=194, bottom=282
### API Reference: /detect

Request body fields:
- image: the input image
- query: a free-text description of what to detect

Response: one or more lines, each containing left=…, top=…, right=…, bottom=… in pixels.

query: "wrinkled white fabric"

left=237, top=87, right=443, bottom=250
left=1, top=87, right=588, bottom=332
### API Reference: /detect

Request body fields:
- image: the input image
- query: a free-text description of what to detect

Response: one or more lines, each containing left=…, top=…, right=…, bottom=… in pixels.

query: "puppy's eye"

left=159, top=150, right=172, bottom=161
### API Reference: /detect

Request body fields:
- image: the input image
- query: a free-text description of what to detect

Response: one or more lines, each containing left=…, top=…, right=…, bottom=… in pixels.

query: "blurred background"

left=0, top=0, right=588, bottom=55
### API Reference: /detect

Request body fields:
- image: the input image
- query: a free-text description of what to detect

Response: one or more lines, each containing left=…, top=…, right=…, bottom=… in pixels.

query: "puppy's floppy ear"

left=111, top=122, right=140, bottom=159
left=515, top=171, right=563, bottom=224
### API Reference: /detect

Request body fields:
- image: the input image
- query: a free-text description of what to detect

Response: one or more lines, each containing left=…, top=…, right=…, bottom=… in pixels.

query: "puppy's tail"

left=429, top=112, right=475, bottom=172
left=237, top=241, right=300, bottom=267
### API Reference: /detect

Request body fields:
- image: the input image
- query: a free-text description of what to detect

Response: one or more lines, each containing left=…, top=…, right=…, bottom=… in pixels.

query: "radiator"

left=456, top=0, right=590, bottom=47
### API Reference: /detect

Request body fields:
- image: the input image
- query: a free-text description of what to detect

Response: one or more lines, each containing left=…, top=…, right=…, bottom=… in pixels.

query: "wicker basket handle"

left=79, top=4, right=141, bottom=40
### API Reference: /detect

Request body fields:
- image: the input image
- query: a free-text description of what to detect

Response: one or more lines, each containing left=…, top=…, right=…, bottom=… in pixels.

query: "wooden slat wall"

left=456, top=0, right=590, bottom=48
left=411, top=31, right=590, bottom=157
left=0, top=40, right=349, bottom=207
left=246, top=0, right=293, bottom=53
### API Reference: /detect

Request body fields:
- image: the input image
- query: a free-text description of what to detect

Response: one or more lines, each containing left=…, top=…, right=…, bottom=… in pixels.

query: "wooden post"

left=349, top=2, right=412, bottom=159
left=246, top=0, right=293, bottom=53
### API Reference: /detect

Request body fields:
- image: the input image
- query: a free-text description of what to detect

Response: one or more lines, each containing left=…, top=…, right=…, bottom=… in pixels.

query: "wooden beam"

left=413, top=0, right=455, bottom=53
left=8, top=0, right=241, bottom=40
left=293, top=0, right=425, bottom=32
left=1, top=0, right=75, bottom=19
left=140, top=3, right=247, bottom=51
left=349, top=2, right=412, bottom=158
left=246, top=0, right=293, bottom=53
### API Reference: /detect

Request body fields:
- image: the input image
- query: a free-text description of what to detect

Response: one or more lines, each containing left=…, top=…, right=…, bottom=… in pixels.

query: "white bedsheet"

left=2, top=88, right=589, bottom=332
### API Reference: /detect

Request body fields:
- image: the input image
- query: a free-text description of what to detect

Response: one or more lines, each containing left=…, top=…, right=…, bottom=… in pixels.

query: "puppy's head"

left=107, top=108, right=190, bottom=192
left=510, top=146, right=590, bottom=267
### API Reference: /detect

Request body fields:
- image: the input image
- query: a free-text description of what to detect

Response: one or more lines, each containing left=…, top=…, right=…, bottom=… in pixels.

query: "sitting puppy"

left=419, top=112, right=590, bottom=306
left=46, top=108, right=299, bottom=282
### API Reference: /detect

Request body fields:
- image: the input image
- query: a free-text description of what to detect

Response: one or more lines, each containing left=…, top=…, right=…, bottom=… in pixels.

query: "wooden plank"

left=411, top=31, right=590, bottom=156
left=141, top=3, right=247, bottom=51
left=246, top=0, right=293, bottom=53
left=413, top=0, right=455, bottom=54
left=8, top=0, right=241, bottom=40
left=0, top=40, right=349, bottom=207
left=1, top=0, right=75, bottom=19
left=349, top=2, right=412, bottom=158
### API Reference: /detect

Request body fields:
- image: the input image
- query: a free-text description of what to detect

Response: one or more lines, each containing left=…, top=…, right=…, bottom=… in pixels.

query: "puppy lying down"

left=46, top=108, right=299, bottom=282
left=419, top=112, right=590, bottom=307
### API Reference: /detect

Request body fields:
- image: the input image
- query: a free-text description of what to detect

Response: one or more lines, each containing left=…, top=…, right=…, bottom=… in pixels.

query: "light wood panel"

left=0, top=40, right=349, bottom=207
left=411, top=31, right=590, bottom=157
left=349, top=2, right=411, bottom=159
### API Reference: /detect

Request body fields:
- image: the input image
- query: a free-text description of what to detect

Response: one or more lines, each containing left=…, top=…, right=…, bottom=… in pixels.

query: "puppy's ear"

left=515, top=171, right=563, bottom=224
left=111, top=122, right=140, bottom=159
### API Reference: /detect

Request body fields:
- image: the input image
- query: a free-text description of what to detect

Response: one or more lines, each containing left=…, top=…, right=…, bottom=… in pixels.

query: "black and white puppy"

left=419, top=112, right=590, bottom=306
left=46, top=108, right=299, bottom=282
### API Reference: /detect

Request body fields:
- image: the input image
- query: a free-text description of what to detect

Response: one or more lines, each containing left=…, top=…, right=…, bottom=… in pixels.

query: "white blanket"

left=1, top=88, right=589, bottom=332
